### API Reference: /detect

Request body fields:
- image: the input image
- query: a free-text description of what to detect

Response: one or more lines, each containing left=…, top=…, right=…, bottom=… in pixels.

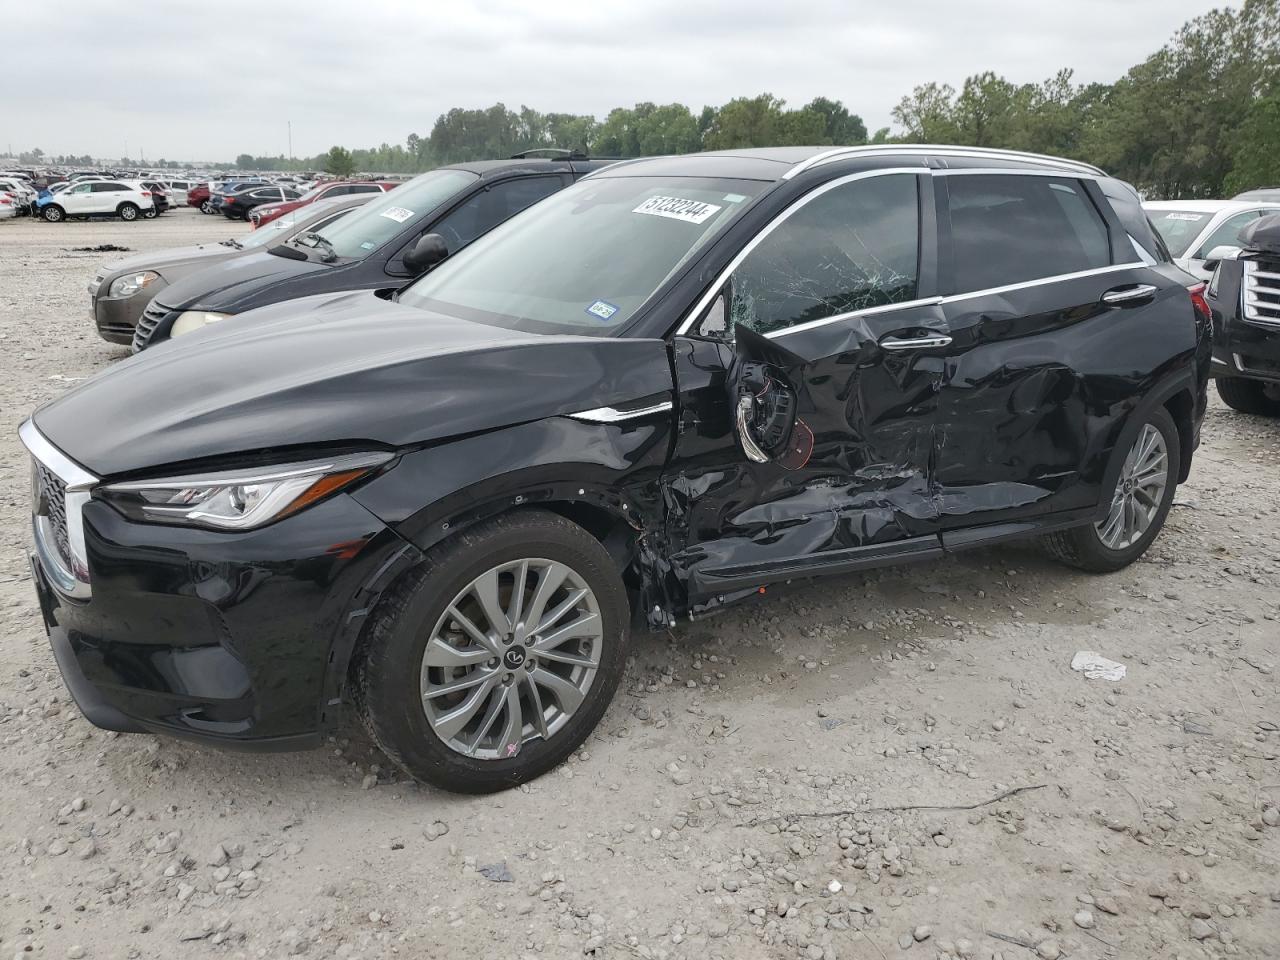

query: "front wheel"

left=118, top=202, right=139, bottom=222
left=200, top=200, right=214, bottom=214
left=42, top=205, right=64, bottom=222
left=1043, top=406, right=1180, bottom=573
left=1216, top=376, right=1280, bottom=417
left=353, top=510, right=630, bottom=793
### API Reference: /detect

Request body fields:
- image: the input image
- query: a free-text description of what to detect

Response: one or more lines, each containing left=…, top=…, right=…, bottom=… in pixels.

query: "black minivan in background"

left=21, top=146, right=1210, bottom=793
left=130, top=155, right=613, bottom=351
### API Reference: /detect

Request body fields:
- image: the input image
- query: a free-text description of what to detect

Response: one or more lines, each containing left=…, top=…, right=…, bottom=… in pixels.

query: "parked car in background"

left=41, top=180, right=154, bottom=222
left=140, top=181, right=170, bottom=217
left=21, top=147, right=1210, bottom=792
left=1144, top=200, right=1280, bottom=281
left=0, top=177, right=36, bottom=215
left=189, top=182, right=215, bottom=213
left=220, top=184, right=301, bottom=220
left=1232, top=188, right=1280, bottom=202
left=206, top=179, right=270, bottom=215
left=251, top=180, right=397, bottom=227
left=1204, top=212, right=1280, bottom=416
left=89, top=196, right=374, bottom=344
left=0, top=193, right=17, bottom=220
left=132, top=156, right=612, bottom=349
left=163, top=180, right=194, bottom=205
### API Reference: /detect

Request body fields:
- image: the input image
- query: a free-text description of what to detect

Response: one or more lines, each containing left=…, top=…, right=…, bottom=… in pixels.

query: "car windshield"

left=294, top=169, right=477, bottom=260
left=236, top=207, right=346, bottom=248
left=398, top=175, right=766, bottom=335
left=1149, top=209, right=1212, bottom=257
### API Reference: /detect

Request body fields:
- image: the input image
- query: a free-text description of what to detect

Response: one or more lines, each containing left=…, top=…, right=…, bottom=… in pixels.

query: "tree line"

left=18, top=0, right=1278, bottom=199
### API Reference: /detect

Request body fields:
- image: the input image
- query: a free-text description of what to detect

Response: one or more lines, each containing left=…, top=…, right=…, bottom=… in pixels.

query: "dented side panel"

left=663, top=303, right=948, bottom=602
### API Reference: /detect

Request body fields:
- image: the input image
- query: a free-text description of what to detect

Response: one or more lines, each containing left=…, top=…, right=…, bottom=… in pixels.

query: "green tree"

left=323, top=145, right=356, bottom=177
left=891, top=82, right=960, bottom=142
left=1226, top=88, right=1280, bottom=193
left=235, top=153, right=255, bottom=170
left=804, top=97, right=867, bottom=145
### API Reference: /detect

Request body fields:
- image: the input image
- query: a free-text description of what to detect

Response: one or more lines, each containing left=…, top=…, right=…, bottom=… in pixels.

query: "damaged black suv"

left=22, top=147, right=1210, bottom=793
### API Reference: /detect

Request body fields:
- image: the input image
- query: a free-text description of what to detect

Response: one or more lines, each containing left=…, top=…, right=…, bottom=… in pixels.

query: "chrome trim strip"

left=676, top=168, right=926, bottom=337
left=880, top=334, right=953, bottom=351
left=932, top=167, right=1100, bottom=180
left=784, top=145, right=1103, bottom=180
left=568, top=401, right=674, bottom=423
left=763, top=298, right=944, bottom=340
left=940, top=264, right=1147, bottom=304
left=19, top=419, right=96, bottom=491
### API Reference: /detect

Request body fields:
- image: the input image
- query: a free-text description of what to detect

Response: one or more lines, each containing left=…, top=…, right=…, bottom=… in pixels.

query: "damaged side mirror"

left=730, top=324, right=813, bottom=469
left=404, top=233, right=449, bottom=275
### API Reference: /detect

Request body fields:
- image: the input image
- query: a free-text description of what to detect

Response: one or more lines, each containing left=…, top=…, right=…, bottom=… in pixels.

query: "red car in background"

left=250, top=180, right=398, bottom=227
left=187, top=182, right=214, bottom=213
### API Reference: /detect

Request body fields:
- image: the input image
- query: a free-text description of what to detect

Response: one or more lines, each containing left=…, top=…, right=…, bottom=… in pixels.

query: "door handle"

left=1100, top=284, right=1157, bottom=306
left=879, top=334, right=953, bottom=351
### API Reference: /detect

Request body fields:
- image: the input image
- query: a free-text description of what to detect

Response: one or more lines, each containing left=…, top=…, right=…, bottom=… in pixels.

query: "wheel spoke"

left=471, top=568, right=511, bottom=637
left=1099, top=499, right=1125, bottom=546
left=507, top=560, right=530, bottom=628
left=493, top=683, right=525, bottom=759
left=535, top=647, right=598, bottom=669
left=422, top=636, right=493, bottom=669
left=524, top=562, right=569, bottom=630
left=529, top=666, right=585, bottom=714
left=535, top=588, right=591, bottom=635
left=522, top=675, right=551, bottom=740
left=466, top=679, right=512, bottom=756
left=431, top=674, right=499, bottom=741
left=445, top=604, right=500, bottom=655
left=534, top=611, right=600, bottom=652
left=423, top=670, right=493, bottom=700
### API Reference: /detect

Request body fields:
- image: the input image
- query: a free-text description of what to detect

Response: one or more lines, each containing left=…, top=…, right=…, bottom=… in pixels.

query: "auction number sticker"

left=585, top=300, right=619, bottom=321
left=633, top=195, right=722, bottom=225
left=379, top=206, right=415, bottom=223
left=1163, top=213, right=1204, bottom=221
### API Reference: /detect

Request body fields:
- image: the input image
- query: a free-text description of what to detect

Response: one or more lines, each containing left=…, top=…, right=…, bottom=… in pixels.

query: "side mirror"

left=403, top=233, right=449, bottom=275
left=1203, top=244, right=1240, bottom=266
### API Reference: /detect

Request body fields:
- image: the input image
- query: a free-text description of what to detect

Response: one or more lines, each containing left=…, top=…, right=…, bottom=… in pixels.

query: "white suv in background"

left=1144, top=199, right=1280, bottom=281
left=41, top=180, right=155, bottom=223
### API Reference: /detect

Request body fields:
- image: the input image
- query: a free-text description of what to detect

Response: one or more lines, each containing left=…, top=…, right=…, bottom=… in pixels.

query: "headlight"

left=108, top=271, right=159, bottom=298
left=98, top=452, right=393, bottom=530
left=171, top=311, right=231, bottom=337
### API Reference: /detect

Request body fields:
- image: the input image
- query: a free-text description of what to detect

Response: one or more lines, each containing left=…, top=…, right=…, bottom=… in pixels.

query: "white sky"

left=4, top=0, right=1221, bottom=162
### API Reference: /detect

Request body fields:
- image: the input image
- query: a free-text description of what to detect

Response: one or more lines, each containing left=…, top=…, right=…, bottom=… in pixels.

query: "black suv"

left=219, top=184, right=301, bottom=220
left=1204, top=212, right=1280, bottom=416
left=21, top=146, right=1209, bottom=793
left=131, top=155, right=613, bottom=351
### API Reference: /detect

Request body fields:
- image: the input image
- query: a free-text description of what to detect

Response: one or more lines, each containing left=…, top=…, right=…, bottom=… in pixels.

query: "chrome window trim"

left=763, top=298, right=944, bottom=340
left=940, top=263, right=1147, bottom=304
left=784, top=145, right=1103, bottom=180
left=932, top=167, right=1100, bottom=180
left=675, top=168, right=926, bottom=337
left=19, top=419, right=98, bottom=600
left=568, top=401, right=674, bottom=423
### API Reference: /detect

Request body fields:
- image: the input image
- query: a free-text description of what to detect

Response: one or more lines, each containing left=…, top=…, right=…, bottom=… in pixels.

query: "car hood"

left=32, top=290, right=673, bottom=477
left=101, top=243, right=244, bottom=280
left=153, top=249, right=327, bottom=311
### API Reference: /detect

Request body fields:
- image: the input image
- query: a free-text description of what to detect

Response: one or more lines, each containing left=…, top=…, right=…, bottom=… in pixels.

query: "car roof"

left=1142, top=199, right=1280, bottom=213
left=441, top=158, right=619, bottom=179
left=587, top=145, right=1105, bottom=182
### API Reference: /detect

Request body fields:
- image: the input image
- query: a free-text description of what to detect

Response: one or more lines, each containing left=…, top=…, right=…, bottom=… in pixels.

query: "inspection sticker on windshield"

left=633, top=195, right=722, bottom=225
left=585, top=300, right=619, bottom=321
left=1164, top=213, right=1204, bottom=221
left=379, top=206, right=414, bottom=223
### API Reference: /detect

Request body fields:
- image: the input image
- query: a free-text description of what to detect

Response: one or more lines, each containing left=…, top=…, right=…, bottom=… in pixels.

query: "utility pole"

left=288, top=120, right=293, bottom=165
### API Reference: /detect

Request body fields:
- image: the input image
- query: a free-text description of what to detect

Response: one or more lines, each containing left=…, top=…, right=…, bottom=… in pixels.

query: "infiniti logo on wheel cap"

left=504, top=647, right=526, bottom=669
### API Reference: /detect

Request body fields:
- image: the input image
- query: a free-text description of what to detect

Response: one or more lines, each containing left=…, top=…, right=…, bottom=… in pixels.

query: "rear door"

left=931, top=169, right=1190, bottom=533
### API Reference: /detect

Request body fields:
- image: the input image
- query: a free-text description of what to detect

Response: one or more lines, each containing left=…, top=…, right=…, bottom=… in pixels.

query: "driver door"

left=63, top=183, right=94, bottom=214
left=662, top=170, right=949, bottom=607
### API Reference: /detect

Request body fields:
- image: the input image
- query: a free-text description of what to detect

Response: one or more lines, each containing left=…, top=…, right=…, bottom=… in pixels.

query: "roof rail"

left=783, top=145, right=1104, bottom=180
left=511, top=148, right=582, bottom=160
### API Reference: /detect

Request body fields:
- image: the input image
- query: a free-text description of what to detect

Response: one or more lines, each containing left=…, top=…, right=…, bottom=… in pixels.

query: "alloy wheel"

left=1095, top=423, right=1169, bottom=550
left=419, top=558, right=603, bottom=760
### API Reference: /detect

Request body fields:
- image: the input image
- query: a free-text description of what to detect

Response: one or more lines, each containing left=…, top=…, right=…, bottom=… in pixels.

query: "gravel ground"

left=0, top=208, right=1277, bottom=960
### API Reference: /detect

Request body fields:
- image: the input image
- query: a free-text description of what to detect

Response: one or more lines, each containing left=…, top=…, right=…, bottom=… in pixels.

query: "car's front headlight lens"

left=109, top=271, right=159, bottom=298
left=171, top=311, right=231, bottom=337
left=98, top=453, right=393, bottom=530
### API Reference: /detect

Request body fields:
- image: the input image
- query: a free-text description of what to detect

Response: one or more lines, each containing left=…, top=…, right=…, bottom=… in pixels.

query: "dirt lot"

left=0, top=208, right=1277, bottom=960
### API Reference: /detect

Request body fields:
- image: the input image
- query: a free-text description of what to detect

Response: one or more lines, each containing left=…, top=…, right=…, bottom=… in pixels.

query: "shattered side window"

left=729, top=173, right=919, bottom=336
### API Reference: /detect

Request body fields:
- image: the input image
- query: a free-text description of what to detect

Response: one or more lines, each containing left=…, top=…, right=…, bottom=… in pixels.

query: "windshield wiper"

left=297, top=231, right=338, bottom=262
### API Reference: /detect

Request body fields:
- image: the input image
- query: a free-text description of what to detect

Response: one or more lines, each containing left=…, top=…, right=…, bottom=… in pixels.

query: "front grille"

left=34, top=461, right=71, bottom=571
left=133, top=301, right=170, bottom=352
left=1242, top=258, right=1280, bottom=328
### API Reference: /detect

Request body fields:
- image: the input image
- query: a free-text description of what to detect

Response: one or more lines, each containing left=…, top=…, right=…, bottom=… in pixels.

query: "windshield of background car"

left=299, top=169, right=477, bottom=260
left=1149, top=210, right=1211, bottom=257
left=240, top=207, right=353, bottom=249
left=397, top=175, right=767, bottom=335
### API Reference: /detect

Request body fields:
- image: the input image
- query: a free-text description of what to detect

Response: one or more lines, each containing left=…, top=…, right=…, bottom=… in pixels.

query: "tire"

left=118, top=202, right=139, bottom=222
left=1216, top=376, right=1280, bottom=417
left=143, top=206, right=157, bottom=219
left=353, top=510, right=630, bottom=794
left=1043, top=406, right=1180, bottom=573
left=42, top=204, right=64, bottom=223
left=200, top=200, right=214, bottom=214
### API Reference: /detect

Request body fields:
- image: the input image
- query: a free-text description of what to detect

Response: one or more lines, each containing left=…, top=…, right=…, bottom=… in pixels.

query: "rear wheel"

left=42, top=205, right=64, bottom=222
left=1043, top=406, right=1179, bottom=573
left=118, top=202, right=139, bottom=222
left=1216, top=376, right=1280, bottom=417
left=200, top=200, right=214, bottom=214
left=353, top=510, right=630, bottom=793
left=143, top=206, right=157, bottom=219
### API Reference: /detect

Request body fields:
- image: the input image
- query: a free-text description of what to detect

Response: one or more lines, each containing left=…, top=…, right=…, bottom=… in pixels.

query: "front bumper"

left=30, top=488, right=417, bottom=748
left=91, top=278, right=170, bottom=344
